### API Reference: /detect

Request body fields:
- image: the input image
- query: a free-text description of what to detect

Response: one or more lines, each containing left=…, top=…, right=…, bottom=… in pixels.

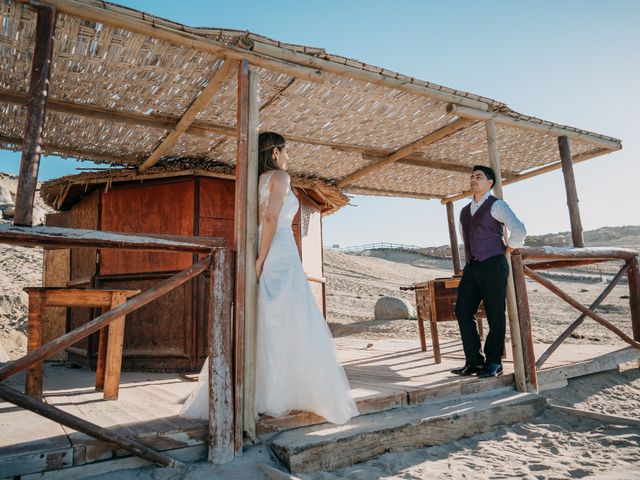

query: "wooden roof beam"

left=0, top=88, right=236, bottom=138
left=441, top=147, right=610, bottom=204
left=336, top=117, right=474, bottom=187
left=446, top=104, right=621, bottom=151
left=138, top=59, right=238, bottom=173
left=343, top=186, right=445, bottom=200
left=392, top=156, right=517, bottom=178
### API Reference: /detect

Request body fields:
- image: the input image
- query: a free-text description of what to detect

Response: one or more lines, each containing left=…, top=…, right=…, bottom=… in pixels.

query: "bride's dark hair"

left=258, top=131, right=286, bottom=175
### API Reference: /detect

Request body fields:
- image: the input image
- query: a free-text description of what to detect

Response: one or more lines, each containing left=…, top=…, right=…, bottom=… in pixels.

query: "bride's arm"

left=256, top=170, right=289, bottom=280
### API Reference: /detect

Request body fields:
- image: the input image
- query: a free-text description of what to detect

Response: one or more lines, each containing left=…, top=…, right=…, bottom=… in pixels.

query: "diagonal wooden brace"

left=524, top=265, right=640, bottom=350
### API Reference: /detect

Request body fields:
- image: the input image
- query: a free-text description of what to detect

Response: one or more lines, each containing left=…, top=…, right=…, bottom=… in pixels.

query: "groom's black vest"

left=460, top=195, right=505, bottom=263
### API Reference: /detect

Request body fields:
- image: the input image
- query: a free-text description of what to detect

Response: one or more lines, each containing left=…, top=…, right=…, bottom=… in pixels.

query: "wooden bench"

left=24, top=288, right=140, bottom=400
left=414, top=277, right=485, bottom=364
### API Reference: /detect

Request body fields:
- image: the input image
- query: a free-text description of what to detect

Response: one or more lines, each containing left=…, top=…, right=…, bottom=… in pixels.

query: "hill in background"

left=525, top=225, right=640, bottom=250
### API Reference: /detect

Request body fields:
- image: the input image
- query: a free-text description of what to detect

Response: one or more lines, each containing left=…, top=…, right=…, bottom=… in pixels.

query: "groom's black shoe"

left=477, top=363, right=503, bottom=378
left=451, top=364, right=484, bottom=376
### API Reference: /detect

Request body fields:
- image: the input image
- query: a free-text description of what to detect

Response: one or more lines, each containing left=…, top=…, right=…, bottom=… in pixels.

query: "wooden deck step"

left=269, top=390, right=547, bottom=474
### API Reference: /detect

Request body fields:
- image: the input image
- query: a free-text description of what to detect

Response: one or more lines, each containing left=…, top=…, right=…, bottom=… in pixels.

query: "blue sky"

left=2, top=1, right=638, bottom=247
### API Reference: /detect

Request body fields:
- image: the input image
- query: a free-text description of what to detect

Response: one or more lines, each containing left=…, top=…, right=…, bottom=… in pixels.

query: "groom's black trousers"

left=455, top=253, right=509, bottom=366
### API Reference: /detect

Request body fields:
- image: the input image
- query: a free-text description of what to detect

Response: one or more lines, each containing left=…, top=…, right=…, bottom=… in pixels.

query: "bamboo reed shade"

left=0, top=0, right=622, bottom=203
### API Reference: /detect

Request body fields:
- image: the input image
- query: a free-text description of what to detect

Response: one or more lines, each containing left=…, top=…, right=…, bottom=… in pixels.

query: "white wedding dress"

left=181, top=170, right=358, bottom=425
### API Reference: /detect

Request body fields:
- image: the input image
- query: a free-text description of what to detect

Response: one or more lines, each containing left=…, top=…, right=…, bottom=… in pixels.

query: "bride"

left=181, top=132, right=358, bottom=425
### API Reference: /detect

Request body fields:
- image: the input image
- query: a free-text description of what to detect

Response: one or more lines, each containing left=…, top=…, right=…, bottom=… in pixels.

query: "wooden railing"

left=511, top=247, right=640, bottom=393
left=0, top=224, right=234, bottom=467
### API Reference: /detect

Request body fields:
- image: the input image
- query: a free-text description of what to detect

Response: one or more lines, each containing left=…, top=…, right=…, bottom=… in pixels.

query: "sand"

left=324, top=248, right=633, bottom=347
left=0, top=173, right=52, bottom=362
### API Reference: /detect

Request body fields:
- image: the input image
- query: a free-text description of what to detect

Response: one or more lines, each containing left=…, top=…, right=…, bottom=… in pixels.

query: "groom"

left=451, top=165, right=526, bottom=378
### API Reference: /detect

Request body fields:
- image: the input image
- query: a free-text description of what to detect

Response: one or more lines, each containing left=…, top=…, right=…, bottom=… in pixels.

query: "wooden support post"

left=14, top=4, right=56, bottom=226
left=0, top=383, right=183, bottom=468
left=625, top=256, right=640, bottom=343
left=558, top=136, right=585, bottom=248
left=510, top=254, right=538, bottom=392
left=102, top=291, right=127, bottom=400
left=208, top=248, right=235, bottom=464
left=234, top=59, right=260, bottom=449
left=445, top=202, right=461, bottom=275
left=94, top=308, right=109, bottom=392
left=485, top=118, right=527, bottom=392
left=25, top=290, right=45, bottom=399
left=245, top=68, right=260, bottom=445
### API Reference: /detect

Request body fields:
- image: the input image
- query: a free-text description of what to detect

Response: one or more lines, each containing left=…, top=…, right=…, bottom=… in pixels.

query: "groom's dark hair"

left=258, top=132, right=286, bottom=175
left=472, top=165, right=496, bottom=188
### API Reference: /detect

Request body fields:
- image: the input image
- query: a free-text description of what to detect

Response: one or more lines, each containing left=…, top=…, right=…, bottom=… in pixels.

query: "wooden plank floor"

left=0, top=339, right=635, bottom=476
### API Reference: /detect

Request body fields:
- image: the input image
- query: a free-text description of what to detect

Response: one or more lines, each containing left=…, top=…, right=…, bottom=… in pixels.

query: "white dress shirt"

left=460, top=191, right=527, bottom=248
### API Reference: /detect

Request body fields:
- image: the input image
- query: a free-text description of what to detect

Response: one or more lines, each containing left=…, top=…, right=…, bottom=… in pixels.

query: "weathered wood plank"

left=19, top=444, right=207, bottom=480
left=0, top=224, right=223, bottom=252
left=270, top=392, right=546, bottom=474
left=0, top=384, right=182, bottom=468
left=538, top=347, right=640, bottom=385
left=0, top=447, right=73, bottom=478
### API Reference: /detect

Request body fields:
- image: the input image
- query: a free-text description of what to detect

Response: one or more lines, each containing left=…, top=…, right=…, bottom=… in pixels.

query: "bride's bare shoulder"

left=269, top=169, right=290, bottom=188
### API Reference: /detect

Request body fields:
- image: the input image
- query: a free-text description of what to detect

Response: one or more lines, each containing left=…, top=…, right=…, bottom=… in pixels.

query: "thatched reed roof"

left=40, top=160, right=350, bottom=215
left=1, top=0, right=622, bottom=203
